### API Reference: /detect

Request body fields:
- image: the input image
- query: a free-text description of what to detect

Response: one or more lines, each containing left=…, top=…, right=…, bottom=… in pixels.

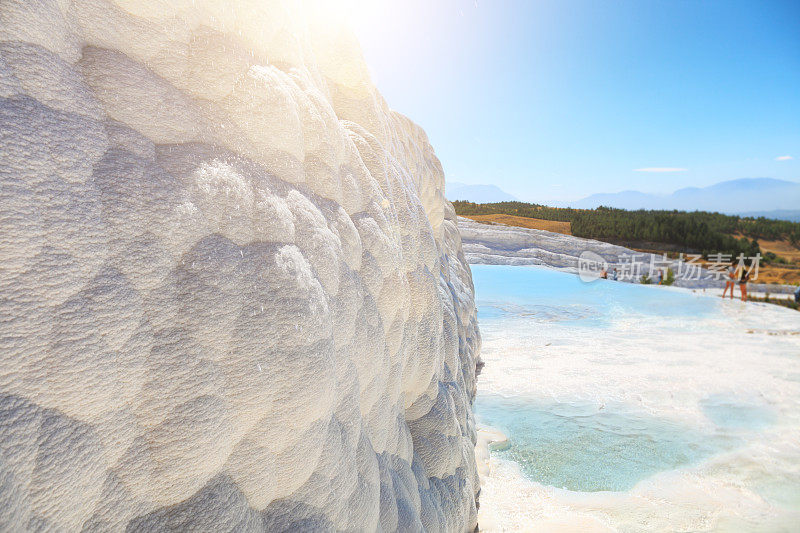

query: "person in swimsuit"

left=737, top=261, right=750, bottom=302
left=722, top=259, right=736, bottom=299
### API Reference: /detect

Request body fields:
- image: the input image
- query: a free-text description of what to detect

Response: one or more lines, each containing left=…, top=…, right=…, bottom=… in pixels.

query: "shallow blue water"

left=472, top=265, right=746, bottom=492
left=476, top=394, right=736, bottom=492
left=700, top=394, right=777, bottom=431
left=472, top=264, right=716, bottom=328
left=473, top=264, right=800, bottom=526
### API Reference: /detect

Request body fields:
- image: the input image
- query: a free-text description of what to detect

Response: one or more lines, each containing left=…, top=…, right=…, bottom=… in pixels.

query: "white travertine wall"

left=0, top=1, right=481, bottom=530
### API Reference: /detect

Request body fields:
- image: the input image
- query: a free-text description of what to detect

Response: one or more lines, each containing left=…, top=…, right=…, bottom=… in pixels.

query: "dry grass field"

left=738, top=236, right=800, bottom=263
left=462, top=214, right=572, bottom=235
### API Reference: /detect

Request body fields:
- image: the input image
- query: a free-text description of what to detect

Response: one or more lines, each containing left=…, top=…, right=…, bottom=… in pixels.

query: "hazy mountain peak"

left=446, top=181, right=518, bottom=203
left=570, top=178, right=800, bottom=219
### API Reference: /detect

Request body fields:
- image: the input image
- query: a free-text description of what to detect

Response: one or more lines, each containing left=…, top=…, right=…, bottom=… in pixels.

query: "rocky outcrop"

left=0, top=1, right=481, bottom=530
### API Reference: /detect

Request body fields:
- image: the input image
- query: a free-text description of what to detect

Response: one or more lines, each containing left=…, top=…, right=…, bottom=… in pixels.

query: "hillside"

left=455, top=201, right=800, bottom=285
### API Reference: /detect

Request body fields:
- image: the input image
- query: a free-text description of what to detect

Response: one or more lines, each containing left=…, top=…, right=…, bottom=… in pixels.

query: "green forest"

left=453, top=201, right=800, bottom=260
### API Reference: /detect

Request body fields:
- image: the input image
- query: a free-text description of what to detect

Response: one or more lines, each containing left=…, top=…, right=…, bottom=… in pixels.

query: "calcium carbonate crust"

left=0, top=1, right=481, bottom=531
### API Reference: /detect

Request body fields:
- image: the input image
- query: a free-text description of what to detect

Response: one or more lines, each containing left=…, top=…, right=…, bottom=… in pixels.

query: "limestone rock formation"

left=0, top=1, right=481, bottom=530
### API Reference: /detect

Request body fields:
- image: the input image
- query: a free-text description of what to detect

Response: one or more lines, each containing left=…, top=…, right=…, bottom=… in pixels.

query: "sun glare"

left=303, top=0, right=390, bottom=31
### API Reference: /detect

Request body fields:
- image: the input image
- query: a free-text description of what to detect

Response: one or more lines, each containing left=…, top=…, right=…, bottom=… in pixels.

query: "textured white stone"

left=0, top=2, right=481, bottom=531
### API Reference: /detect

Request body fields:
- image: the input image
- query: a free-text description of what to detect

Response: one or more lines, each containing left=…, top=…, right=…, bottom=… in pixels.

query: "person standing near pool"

left=722, top=259, right=736, bottom=299
left=736, top=260, right=750, bottom=301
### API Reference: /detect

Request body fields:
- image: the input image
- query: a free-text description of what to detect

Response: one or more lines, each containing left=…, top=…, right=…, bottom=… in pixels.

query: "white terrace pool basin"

left=472, top=264, right=800, bottom=532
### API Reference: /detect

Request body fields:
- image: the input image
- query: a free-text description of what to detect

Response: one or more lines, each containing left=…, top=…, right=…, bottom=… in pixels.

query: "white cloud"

left=775, top=155, right=793, bottom=161
left=633, top=167, right=688, bottom=172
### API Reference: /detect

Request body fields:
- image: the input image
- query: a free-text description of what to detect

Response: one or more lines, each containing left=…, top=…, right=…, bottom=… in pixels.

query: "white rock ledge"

left=459, top=217, right=796, bottom=294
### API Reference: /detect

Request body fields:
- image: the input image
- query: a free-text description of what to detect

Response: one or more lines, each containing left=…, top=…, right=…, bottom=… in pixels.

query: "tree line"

left=453, top=200, right=800, bottom=260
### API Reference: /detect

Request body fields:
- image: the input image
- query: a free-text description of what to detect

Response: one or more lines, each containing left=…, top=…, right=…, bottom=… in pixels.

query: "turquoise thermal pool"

left=472, top=264, right=800, bottom=531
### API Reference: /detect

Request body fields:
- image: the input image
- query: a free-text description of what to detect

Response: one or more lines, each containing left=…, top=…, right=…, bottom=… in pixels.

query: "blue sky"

left=351, top=0, right=800, bottom=204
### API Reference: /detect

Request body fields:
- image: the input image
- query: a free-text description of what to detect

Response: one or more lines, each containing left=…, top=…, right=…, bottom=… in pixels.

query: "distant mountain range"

left=738, top=210, right=800, bottom=223
left=567, top=178, right=800, bottom=221
left=445, top=181, right=517, bottom=203
left=446, top=178, right=800, bottom=222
